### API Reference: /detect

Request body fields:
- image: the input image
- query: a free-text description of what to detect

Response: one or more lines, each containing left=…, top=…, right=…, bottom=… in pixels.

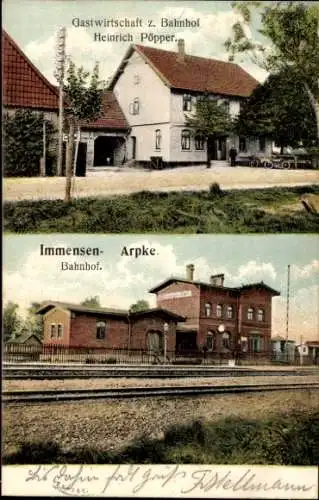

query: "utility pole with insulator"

left=55, top=26, right=66, bottom=176
left=285, top=264, right=291, bottom=362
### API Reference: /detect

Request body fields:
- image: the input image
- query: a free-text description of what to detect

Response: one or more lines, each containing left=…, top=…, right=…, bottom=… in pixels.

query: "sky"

left=3, top=234, right=319, bottom=342
left=3, top=0, right=269, bottom=85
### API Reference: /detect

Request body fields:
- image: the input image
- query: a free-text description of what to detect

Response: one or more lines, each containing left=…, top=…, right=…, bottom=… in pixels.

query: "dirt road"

left=4, top=166, right=319, bottom=201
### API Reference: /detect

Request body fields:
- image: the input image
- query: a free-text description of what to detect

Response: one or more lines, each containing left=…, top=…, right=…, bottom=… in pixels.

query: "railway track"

left=3, top=363, right=317, bottom=380
left=3, top=382, right=319, bottom=405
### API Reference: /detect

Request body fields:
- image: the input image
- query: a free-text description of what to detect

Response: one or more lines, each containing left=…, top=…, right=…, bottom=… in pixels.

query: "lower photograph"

left=2, top=234, right=318, bottom=498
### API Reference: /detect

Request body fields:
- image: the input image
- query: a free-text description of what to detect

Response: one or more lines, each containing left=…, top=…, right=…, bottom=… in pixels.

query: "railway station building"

left=38, top=265, right=279, bottom=358
left=150, top=264, right=280, bottom=356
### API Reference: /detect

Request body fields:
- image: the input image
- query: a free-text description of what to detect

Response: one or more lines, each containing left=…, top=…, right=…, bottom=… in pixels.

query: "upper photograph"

left=3, top=0, right=319, bottom=233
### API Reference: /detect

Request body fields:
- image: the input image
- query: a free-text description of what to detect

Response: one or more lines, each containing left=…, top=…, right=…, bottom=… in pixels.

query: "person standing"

left=229, top=146, right=237, bottom=166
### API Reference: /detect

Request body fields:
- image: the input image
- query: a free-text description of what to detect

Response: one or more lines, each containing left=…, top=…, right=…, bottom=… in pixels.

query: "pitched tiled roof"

left=81, top=91, right=128, bottom=130
left=36, top=301, right=128, bottom=317
left=135, top=45, right=258, bottom=97
left=2, top=30, right=59, bottom=110
left=149, top=278, right=280, bottom=296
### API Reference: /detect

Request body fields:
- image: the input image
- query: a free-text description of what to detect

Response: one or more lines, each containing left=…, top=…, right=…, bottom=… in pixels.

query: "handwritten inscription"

left=24, top=464, right=316, bottom=497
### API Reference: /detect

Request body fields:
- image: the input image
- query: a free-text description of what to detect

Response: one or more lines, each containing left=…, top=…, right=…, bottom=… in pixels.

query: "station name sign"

left=160, top=290, right=192, bottom=300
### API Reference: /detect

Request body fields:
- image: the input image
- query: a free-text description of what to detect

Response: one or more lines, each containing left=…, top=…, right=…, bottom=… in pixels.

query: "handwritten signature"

left=25, top=464, right=316, bottom=497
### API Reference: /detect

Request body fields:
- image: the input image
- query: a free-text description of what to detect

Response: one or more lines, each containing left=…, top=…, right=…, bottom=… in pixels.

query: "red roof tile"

left=82, top=91, right=128, bottom=129
left=134, top=44, right=258, bottom=97
left=2, top=30, right=59, bottom=110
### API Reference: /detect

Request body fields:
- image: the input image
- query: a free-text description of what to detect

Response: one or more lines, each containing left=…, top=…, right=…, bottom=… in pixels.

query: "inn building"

left=38, top=265, right=279, bottom=357
left=3, top=29, right=271, bottom=174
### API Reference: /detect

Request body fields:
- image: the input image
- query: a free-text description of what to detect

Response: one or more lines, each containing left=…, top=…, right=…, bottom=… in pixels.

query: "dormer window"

left=183, top=94, right=192, bottom=112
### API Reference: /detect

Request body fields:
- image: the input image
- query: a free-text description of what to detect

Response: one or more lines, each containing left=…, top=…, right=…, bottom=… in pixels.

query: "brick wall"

left=130, top=316, right=176, bottom=351
left=156, top=282, right=200, bottom=326
left=69, top=314, right=129, bottom=348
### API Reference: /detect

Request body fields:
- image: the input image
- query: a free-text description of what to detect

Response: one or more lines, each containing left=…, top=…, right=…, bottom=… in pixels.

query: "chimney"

left=210, top=274, right=225, bottom=287
left=186, top=264, right=194, bottom=281
left=177, top=39, right=185, bottom=62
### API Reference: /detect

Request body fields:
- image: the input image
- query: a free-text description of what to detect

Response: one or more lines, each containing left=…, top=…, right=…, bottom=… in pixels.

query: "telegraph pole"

left=55, top=26, right=66, bottom=176
left=285, top=264, right=291, bottom=361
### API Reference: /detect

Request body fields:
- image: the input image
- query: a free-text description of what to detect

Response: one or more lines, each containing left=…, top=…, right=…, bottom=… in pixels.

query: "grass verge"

left=4, top=408, right=318, bottom=465
left=3, top=185, right=319, bottom=233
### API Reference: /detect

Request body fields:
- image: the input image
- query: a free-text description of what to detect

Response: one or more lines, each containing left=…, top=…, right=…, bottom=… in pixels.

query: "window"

left=57, top=324, right=63, bottom=338
left=133, top=74, right=141, bottom=85
left=221, top=99, right=230, bottom=114
left=204, top=302, right=212, bottom=317
left=240, top=336, right=248, bottom=352
left=183, top=94, right=192, bottom=111
left=181, top=129, right=191, bottom=150
left=259, top=136, right=266, bottom=152
left=257, top=308, right=265, bottom=322
left=129, top=98, right=140, bottom=115
left=226, top=305, right=233, bottom=319
left=50, top=323, right=57, bottom=338
left=222, top=332, right=230, bottom=349
left=216, top=304, right=223, bottom=318
left=247, top=307, right=254, bottom=320
left=155, top=129, right=162, bottom=150
left=239, top=136, right=246, bottom=152
left=251, top=336, right=263, bottom=353
left=96, top=321, right=106, bottom=339
left=195, top=132, right=205, bottom=150
left=206, top=331, right=214, bottom=351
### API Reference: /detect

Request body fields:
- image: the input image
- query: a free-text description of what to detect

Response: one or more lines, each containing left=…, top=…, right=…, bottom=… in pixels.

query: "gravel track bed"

left=4, top=374, right=319, bottom=392
left=3, top=390, right=318, bottom=458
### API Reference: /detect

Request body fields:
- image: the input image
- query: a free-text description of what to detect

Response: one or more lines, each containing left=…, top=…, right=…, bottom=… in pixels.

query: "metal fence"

left=4, top=343, right=316, bottom=365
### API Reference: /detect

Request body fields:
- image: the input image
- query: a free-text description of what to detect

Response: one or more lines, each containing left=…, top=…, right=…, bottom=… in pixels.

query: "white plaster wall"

left=169, top=125, right=207, bottom=163
left=130, top=123, right=170, bottom=162
left=113, top=51, right=170, bottom=126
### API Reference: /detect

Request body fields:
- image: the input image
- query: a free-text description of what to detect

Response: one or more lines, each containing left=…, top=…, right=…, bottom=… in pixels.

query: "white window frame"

left=226, top=305, right=233, bottom=319
left=181, top=129, right=191, bottom=150
left=155, top=129, right=162, bottom=150
left=247, top=307, right=254, bottom=321
left=204, top=302, right=212, bottom=317
left=216, top=304, right=223, bottom=319
left=96, top=321, right=107, bottom=340
left=183, top=94, right=192, bottom=112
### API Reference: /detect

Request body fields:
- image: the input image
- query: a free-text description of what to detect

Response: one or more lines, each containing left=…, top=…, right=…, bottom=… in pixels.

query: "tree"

left=235, top=68, right=317, bottom=151
left=225, top=1, right=319, bottom=144
left=185, top=97, right=234, bottom=164
left=129, top=300, right=150, bottom=313
left=186, top=97, right=233, bottom=137
left=63, top=60, right=105, bottom=202
left=22, top=302, right=44, bottom=339
left=80, top=296, right=101, bottom=307
left=3, top=302, right=22, bottom=342
left=3, top=110, right=56, bottom=177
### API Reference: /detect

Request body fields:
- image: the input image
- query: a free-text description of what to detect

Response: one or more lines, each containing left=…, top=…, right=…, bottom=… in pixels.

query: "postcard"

left=2, top=0, right=319, bottom=498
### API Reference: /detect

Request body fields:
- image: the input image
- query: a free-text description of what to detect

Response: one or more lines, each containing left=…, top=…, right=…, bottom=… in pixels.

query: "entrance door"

left=75, top=142, right=87, bottom=176
left=147, top=330, right=163, bottom=353
left=131, top=136, right=136, bottom=159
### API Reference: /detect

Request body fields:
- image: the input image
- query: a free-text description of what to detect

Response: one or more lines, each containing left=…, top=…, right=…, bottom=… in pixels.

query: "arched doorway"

left=147, top=330, right=163, bottom=354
